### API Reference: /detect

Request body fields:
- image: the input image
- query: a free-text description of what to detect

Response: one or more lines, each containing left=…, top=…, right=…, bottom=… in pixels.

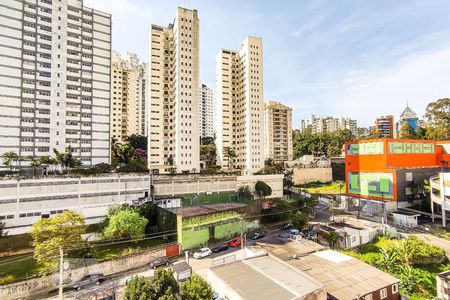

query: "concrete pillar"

left=431, top=186, right=435, bottom=223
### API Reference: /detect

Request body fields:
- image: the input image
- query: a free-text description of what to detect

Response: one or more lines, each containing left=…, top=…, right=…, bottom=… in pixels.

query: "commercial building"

left=0, top=0, right=112, bottom=166
left=148, top=7, right=200, bottom=173
left=299, top=115, right=357, bottom=136
left=345, top=139, right=450, bottom=205
left=216, top=36, right=264, bottom=174
left=0, top=173, right=283, bottom=235
left=264, top=101, right=293, bottom=161
left=375, top=115, right=394, bottom=138
left=207, top=254, right=326, bottom=300
left=111, top=51, right=147, bottom=142
left=395, top=105, right=419, bottom=137
left=199, top=83, right=213, bottom=139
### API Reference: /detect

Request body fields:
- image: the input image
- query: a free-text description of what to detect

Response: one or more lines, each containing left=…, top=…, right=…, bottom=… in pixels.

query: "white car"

left=192, top=247, right=212, bottom=259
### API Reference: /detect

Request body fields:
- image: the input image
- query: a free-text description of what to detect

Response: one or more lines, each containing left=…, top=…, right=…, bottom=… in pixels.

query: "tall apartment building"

left=111, top=51, right=147, bottom=143
left=0, top=0, right=111, bottom=166
left=376, top=115, right=394, bottom=138
left=395, top=105, right=418, bottom=137
left=148, top=7, right=200, bottom=173
left=264, top=101, right=293, bottom=161
left=216, top=36, right=264, bottom=174
left=300, top=115, right=357, bottom=136
left=199, top=83, right=213, bottom=139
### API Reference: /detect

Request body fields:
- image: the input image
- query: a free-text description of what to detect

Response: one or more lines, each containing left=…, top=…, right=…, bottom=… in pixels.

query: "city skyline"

left=85, top=0, right=450, bottom=127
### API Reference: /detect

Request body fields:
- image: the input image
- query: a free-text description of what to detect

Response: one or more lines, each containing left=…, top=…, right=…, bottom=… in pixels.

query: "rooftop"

left=286, top=250, right=399, bottom=300
left=209, top=254, right=325, bottom=300
left=167, top=203, right=247, bottom=217
left=256, top=238, right=325, bottom=261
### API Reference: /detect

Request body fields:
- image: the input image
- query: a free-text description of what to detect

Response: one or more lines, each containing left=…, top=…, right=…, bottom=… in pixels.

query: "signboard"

left=388, top=142, right=434, bottom=154
left=347, top=142, right=384, bottom=155
left=347, top=172, right=394, bottom=199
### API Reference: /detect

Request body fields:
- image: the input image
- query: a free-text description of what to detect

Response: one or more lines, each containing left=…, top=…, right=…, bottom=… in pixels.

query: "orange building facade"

left=345, top=139, right=450, bottom=202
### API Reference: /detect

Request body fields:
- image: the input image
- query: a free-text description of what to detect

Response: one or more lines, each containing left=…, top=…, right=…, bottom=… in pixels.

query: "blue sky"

left=85, top=0, right=450, bottom=128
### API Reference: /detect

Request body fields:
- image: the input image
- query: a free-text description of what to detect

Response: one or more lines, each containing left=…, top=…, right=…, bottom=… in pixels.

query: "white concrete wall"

left=293, top=168, right=333, bottom=185
left=237, top=174, right=284, bottom=198
left=0, top=173, right=282, bottom=235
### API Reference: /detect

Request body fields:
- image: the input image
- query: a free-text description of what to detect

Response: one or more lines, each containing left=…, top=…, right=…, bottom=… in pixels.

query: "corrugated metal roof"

left=287, top=250, right=399, bottom=300
left=210, top=255, right=325, bottom=300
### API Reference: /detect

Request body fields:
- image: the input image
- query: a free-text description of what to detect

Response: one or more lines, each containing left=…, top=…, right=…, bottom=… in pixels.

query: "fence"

left=0, top=243, right=179, bottom=300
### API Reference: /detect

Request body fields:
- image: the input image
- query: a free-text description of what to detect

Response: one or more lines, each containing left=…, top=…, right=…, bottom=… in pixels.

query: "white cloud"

left=335, top=46, right=450, bottom=127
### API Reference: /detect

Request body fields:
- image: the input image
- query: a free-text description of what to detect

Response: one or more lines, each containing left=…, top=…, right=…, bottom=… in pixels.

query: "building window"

left=380, top=288, right=388, bottom=299
left=363, top=294, right=373, bottom=300
left=392, top=283, right=399, bottom=293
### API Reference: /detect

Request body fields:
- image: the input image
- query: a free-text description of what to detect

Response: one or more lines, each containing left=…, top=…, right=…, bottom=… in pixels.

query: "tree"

left=0, top=221, right=6, bottom=237
left=424, top=98, right=450, bottom=140
left=222, top=147, right=237, bottom=170
left=126, top=134, right=147, bottom=150
left=180, top=274, right=213, bottom=300
left=323, top=231, right=339, bottom=248
left=28, top=156, right=41, bottom=176
left=103, top=209, right=148, bottom=240
left=1, top=151, right=19, bottom=171
left=150, top=268, right=179, bottom=299
left=53, top=146, right=81, bottom=173
left=200, top=136, right=214, bottom=145
left=29, top=210, right=86, bottom=270
left=200, top=144, right=217, bottom=169
left=39, top=155, right=56, bottom=174
left=237, top=185, right=252, bottom=200
left=291, top=211, right=309, bottom=231
left=255, top=181, right=272, bottom=200
left=399, top=123, right=418, bottom=139
left=124, top=276, right=153, bottom=300
left=283, top=169, right=294, bottom=190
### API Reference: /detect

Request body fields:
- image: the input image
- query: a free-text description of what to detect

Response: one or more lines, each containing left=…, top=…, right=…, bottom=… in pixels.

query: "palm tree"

left=324, top=231, right=339, bottom=248
left=1, top=151, right=19, bottom=170
left=28, top=156, right=41, bottom=176
left=39, top=155, right=55, bottom=174
left=223, top=147, right=237, bottom=170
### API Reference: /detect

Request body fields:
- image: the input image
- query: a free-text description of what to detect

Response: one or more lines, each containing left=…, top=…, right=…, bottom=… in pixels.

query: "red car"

left=229, top=237, right=242, bottom=247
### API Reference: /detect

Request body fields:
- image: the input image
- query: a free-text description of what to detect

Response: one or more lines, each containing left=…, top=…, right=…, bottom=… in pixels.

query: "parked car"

left=212, top=244, right=229, bottom=253
left=252, top=232, right=266, bottom=240
left=290, top=229, right=300, bottom=236
left=229, top=237, right=242, bottom=247
left=193, top=247, right=212, bottom=259
left=126, top=275, right=140, bottom=285
left=281, top=223, right=293, bottom=230
left=70, top=273, right=105, bottom=291
left=149, top=256, right=169, bottom=269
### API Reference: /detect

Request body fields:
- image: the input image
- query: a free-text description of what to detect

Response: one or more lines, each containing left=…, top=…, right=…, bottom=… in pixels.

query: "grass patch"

left=294, top=181, right=344, bottom=195
left=0, top=237, right=167, bottom=284
left=341, top=236, right=448, bottom=300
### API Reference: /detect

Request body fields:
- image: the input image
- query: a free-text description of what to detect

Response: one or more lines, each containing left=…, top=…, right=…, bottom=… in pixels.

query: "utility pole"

left=59, top=247, right=64, bottom=300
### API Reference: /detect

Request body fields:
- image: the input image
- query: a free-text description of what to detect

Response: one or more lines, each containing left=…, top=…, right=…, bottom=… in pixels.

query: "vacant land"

left=295, top=181, right=344, bottom=195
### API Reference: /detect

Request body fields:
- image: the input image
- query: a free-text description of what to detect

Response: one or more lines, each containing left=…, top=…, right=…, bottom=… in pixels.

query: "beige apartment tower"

left=148, top=7, right=200, bottom=173
left=264, top=101, right=293, bottom=161
left=0, top=0, right=111, bottom=166
left=111, top=52, right=147, bottom=143
left=216, top=36, right=264, bottom=174
left=199, top=83, right=213, bottom=139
